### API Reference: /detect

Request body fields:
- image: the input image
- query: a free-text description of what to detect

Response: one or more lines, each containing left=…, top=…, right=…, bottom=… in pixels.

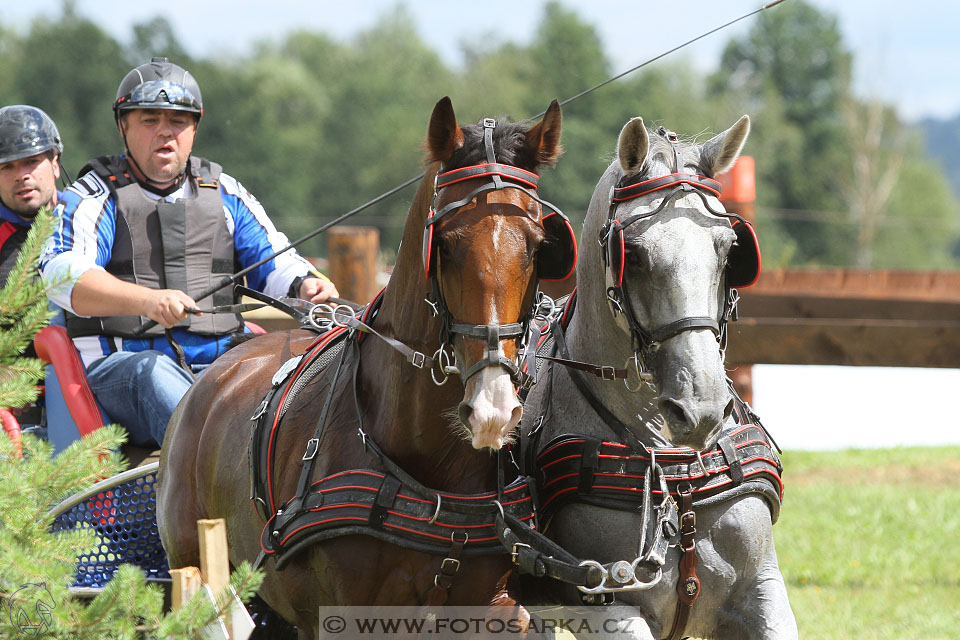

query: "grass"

left=774, top=446, right=960, bottom=639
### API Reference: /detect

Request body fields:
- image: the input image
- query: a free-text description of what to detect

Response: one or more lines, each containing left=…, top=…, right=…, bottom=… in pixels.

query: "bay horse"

left=158, top=97, right=573, bottom=637
left=519, top=117, right=798, bottom=639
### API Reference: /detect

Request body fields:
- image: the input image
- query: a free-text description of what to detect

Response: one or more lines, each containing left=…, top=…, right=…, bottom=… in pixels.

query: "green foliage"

left=9, top=15, right=130, bottom=177
left=0, top=429, right=264, bottom=639
left=774, top=446, right=960, bottom=638
left=0, top=208, right=57, bottom=411
left=0, top=206, right=264, bottom=638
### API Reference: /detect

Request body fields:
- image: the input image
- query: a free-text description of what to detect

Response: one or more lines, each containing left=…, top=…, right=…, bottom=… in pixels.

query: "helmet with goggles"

left=113, top=57, right=203, bottom=120
left=0, top=105, right=63, bottom=166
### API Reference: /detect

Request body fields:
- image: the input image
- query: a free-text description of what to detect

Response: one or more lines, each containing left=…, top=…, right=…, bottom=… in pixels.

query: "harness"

left=248, top=292, right=603, bottom=600
left=517, top=126, right=779, bottom=635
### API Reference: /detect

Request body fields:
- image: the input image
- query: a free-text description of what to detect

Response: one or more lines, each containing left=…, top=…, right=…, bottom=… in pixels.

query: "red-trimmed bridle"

left=421, top=118, right=576, bottom=387
left=598, top=126, right=760, bottom=376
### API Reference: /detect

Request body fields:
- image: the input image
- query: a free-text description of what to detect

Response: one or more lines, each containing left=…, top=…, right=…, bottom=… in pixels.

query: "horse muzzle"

left=459, top=365, right=523, bottom=450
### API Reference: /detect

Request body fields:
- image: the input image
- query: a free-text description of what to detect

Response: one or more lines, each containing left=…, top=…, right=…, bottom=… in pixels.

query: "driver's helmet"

left=0, top=105, right=63, bottom=165
left=113, top=57, right=203, bottom=121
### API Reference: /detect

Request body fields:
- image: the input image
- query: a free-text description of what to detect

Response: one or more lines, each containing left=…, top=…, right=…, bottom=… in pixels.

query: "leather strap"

left=425, top=533, right=468, bottom=606
left=436, top=162, right=539, bottom=190
left=495, top=511, right=603, bottom=589
left=613, top=173, right=722, bottom=202
left=550, top=320, right=647, bottom=453
left=535, top=354, right=628, bottom=381
left=665, top=486, right=700, bottom=640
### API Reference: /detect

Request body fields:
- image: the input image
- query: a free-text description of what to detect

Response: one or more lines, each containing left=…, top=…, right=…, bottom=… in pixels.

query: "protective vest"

left=65, top=155, right=241, bottom=339
left=0, top=220, right=29, bottom=288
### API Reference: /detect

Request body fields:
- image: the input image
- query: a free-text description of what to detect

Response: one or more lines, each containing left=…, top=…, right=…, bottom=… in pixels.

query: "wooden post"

left=170, top=566, right=203, bottom=609
left=719, top=156, right=756, bottom=405
left=198, top=518, right=231, bottom=630
left=327, top=226, right=380, bottom=305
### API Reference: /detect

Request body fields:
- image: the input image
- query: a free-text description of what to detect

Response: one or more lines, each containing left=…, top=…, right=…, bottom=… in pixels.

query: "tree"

left=839, top=98, right=905, bottom=267
left=0, top=209, right=264, bottom=638
left=710, top=0, right=853, bottom=265
left=10, top=13, right=131, bottom=178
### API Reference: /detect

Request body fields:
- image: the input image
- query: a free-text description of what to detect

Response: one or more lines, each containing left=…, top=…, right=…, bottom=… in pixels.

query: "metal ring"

left=331, top=304, right=356, bottom=328
left=623, top=353, right=648, bottom=393
left=430, top=346, right=453, bottom=386
left=576, top=560, right=609, bottom=594
left=628, top=559, right=664, bottom=589
left=428, top=494, right=443, bottom=525
left=534, top=292, right=556, bottom=321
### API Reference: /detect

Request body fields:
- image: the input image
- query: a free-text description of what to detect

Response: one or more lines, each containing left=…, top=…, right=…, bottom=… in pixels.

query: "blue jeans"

left=85, top=350, right=196, bottom=448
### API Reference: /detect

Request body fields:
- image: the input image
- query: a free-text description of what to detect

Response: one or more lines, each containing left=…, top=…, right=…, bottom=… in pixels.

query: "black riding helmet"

left=0, top=105, right=63, bottom=166
left=113, top=57, right=203, bottom=122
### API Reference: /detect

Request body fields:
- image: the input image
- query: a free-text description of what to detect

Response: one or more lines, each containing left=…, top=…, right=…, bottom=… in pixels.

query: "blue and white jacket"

left=41, top=159, right=316, bottom=368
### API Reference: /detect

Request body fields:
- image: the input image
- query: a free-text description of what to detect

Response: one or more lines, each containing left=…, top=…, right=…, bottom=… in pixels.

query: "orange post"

left=719, top=156, right=756, bottom=405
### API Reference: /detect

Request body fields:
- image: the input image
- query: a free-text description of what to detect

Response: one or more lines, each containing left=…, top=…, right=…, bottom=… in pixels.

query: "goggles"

left=117, top=80, right=201, bottom=113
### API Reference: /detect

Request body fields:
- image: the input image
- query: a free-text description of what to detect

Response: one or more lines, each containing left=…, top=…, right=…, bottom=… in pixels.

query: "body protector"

left=0, top=220, right=29, bottom=287
left=65, top=155, right=240, bottom=338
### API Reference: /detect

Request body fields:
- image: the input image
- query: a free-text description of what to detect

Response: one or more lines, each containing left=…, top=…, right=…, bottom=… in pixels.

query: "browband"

left=437, top=162, right=539, bottom=190
left=613, top=172, right=721, bottom=202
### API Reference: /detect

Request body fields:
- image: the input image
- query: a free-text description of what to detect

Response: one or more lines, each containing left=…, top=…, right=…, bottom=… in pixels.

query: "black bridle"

left=598, top=127, right=744, bottom=377
left=423, top=118, right=566, bottom=387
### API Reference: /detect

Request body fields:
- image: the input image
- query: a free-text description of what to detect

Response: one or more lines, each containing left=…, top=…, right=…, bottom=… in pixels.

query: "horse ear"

left=426, top=96, right=464, bottom=163
left=701, top=115, right=750, bottom=176
left=524, top=99, right=563, bottom=168
left=617, top=117, right=648, bottom=174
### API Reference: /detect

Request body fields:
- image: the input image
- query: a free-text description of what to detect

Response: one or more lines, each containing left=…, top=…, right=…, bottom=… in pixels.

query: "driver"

left=41, top=57, right=338, bottom=448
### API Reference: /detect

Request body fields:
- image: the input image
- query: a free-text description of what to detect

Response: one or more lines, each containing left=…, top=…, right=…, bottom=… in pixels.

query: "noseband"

left=599, top=127, right=744, bottom=374
left=423, top=118, right=568, bottom=387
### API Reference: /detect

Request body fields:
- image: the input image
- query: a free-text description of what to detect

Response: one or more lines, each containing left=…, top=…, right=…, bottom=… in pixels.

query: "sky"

left=4, top=0, right=959, bottom=450
left=2, top=0, right=959, bottom=122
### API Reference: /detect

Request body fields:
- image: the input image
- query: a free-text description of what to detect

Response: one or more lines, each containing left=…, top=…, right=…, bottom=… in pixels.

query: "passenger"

left=40, top=57, right=338, bottom=449
left=0, top=105, right=64, bottom=431
left=0, top=105, right=63, bottom=289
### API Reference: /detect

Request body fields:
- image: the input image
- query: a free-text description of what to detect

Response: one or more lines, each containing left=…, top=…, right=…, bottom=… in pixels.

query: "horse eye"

left=624, top=244, right=649, bottom=271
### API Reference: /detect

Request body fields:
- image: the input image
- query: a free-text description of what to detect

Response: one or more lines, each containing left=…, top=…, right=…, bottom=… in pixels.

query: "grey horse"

left=519, top=116, right=797, bottom=639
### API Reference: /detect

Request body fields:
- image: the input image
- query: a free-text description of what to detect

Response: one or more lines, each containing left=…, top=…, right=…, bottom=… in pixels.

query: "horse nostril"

left=458, top=402, right=473, bottom=429
left=509, top=405, right=523, bottom=431
left=723, top=397, right=735, bottom=421
left=658, top=397, right=692, bottom=429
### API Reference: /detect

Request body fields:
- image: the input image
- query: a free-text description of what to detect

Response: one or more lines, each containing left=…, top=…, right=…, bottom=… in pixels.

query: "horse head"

left=591, top=115, right=754, bottom=450
left=422, top=97, right=565, bottom=450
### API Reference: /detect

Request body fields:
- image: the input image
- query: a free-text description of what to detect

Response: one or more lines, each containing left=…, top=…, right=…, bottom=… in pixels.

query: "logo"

left=7, top=583, right=56, bottom=637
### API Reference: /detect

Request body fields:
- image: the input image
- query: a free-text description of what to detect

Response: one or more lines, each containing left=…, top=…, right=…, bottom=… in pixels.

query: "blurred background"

left=3, top=0, right=959, bottom=449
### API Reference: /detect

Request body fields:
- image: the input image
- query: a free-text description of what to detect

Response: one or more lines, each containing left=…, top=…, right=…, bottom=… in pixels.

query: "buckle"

left=440, top=557, right=461, bottom=574
left=301, top=438, right=319, bottom=461
left=250, top=398, right=268, bottom=421
left=511, top=542, right=531, bottom=565
left=410, top=351, right=425, bottom=368
left=600, top=365, right=616, bottom=381
left=482, top=118, right=496, bottom=129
